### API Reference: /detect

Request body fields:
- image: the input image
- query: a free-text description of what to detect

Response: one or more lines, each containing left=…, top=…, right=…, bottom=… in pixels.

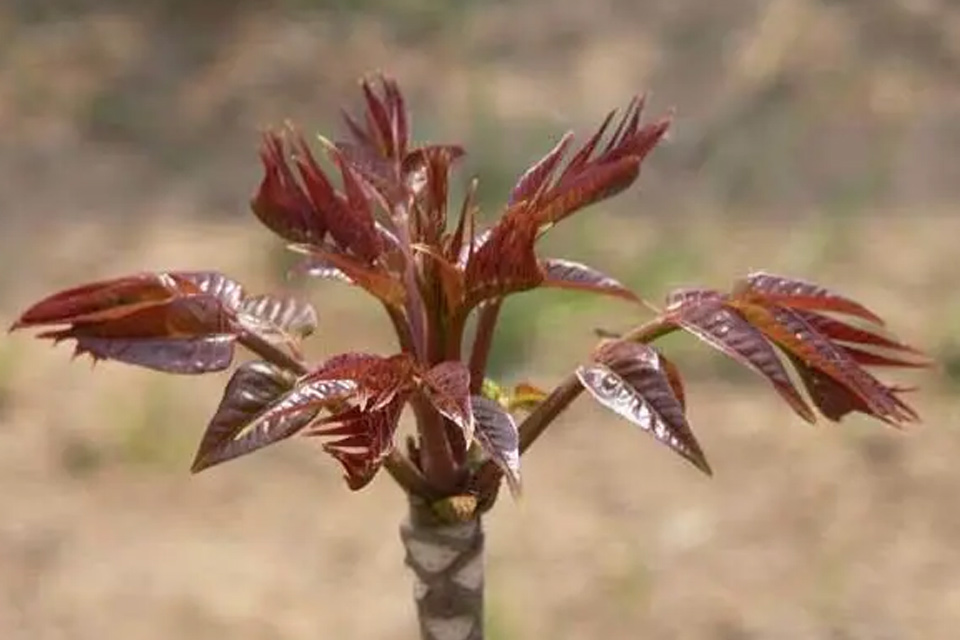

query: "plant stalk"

left=400, top=496, right=484, bottom=640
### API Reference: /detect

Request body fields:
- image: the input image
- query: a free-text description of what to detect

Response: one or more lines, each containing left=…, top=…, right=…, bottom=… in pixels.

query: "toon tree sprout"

left=11, top=76, right=930, bottom=640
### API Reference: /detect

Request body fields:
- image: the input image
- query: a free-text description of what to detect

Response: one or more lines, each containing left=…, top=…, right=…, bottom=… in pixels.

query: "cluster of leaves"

left=10, top=76, right=928, bottom=501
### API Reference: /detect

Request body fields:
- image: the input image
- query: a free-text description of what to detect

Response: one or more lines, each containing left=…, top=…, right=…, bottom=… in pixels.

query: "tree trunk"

left=399, top=496, right=485, bottom=640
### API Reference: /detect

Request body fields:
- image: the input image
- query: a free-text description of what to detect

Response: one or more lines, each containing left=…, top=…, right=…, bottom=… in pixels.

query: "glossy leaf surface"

left=470, top=395, right=521, bottom=496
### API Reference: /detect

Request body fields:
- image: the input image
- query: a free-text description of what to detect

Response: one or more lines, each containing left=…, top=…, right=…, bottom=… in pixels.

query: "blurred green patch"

left=104, top=377, right=197, bottom=470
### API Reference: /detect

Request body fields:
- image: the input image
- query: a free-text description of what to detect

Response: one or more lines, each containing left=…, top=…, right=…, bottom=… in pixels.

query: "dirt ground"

left=2, top=2, right=959, bottom=639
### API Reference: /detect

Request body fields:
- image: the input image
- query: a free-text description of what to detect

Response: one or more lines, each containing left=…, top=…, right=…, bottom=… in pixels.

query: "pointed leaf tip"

left=578, top=344, right=711, bottom=475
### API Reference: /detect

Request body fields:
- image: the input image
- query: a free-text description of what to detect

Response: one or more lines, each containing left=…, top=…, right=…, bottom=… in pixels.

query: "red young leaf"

left=290, top=244, right=406, bottom=309
left=734, top=302, right=918, bottom=426
left=793, top=310, right=927, bottom=356
left=785, top=352, right=918, bottom=424
left=470, top=395, right=521, bottom=496
left=71, top=334, right=235, bottom=374
left=191, top=361, right=316, bottom=472
left=668, top=298, right=815, bottom=423
left=422, top=361, right=474, bottom=442
left=664, top=287, right=725, bottom=311
left=306, top=352, right=416, bottom=412
left=307, top=396, right=405, bottom=490
left=535, top=156, right=641, bottom=226
left=835, top=344, right=932, bottom=369
left=658, top=351, right=687, bottom=410
left=735, top=272, right=885, bottom=325
left=30, top=293, right=238, bottom=373
left=12, top=273, right=181, bottom=329
left=464, top=204, right=544, bottom=307
left=540, top=258, right=641, bottom=303
left=509, top=132, right=574, bottom=206
left=293, top=136, right=382, bottom=264
left=577, top=359, right=711, bottom=475
left=251, top=131, right=326, bottom=245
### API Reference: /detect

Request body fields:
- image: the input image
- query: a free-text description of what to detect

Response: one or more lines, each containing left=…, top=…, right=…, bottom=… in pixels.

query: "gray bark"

left=399, top=497, right=485, bottom=640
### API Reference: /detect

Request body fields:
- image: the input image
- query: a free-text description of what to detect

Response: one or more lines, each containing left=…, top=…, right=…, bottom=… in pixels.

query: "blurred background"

left=1, top=0, right=959, bottom=638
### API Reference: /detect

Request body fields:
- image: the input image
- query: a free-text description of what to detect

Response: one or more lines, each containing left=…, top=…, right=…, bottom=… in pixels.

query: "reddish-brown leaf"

left=293, top=137, right=382, bottom=264
left=470, top=395, right=521, bottom=496
left=191, top=361, right=316, bottom=472
left=835, top=345, right=932, bottom=369
left=664, top=287, right=725, bottom=311
left=540, top=258, right=641, bottom=303
left=464, top=204, right=544, bottom=307
left=658, top=351, right=687, bottom=410
left=307, top=352, right=415, bottom=412
left=12, top=273, right=180, bottom=329
left=71, top=334, right=235, bottom=374
left=577, top=358, right=711, bottom=475
left=668, top=298, right=815, bottom=423
left=509, top=132, right=574, bottom=206
left=535, top=155, right=641, bottom=226
left=290, top=245, right=406, bottom=309
left=422, top=361, right=474, bottom=442
left=307, top=396, right=405, bottom=490
left=735, top=272, right=885, bottom=325
left=734, top=302, right=918, bottom=426
left=785, top=352, right=918, bottom=425
left=793, top=310, right=927, bottom=356
left=251, top=131, right=326, bottom=245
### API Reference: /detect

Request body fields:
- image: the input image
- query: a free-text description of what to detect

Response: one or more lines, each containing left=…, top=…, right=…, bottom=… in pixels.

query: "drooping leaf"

left=470, top=395, right=521, bottom=496
left=785, top=352, right=918, bottom=425
left=236, top=293, right=318, bottom=341
left=658, top=351, right=687, bottom=410
left=191, top=361, right=316, bottom=472
left=69, top=334, right=235, bottom=374
left=307, top=396, right=405, bottom=490
left=734, top=302, right=919, bottom=426
left=464, top=204, right=544, bottom=307
left=734, top=272, right=885, bottom=325
left=668, top=298, right=815, bottom=423
left=509, top=132, right=574, bottom=206
left=422, top=361, right=474, bottom=442
left=576, top=360, right=710, bottom=475
left=251, top=131, right=326, bottom=245
left=540, top=258, right=640, bottom=303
